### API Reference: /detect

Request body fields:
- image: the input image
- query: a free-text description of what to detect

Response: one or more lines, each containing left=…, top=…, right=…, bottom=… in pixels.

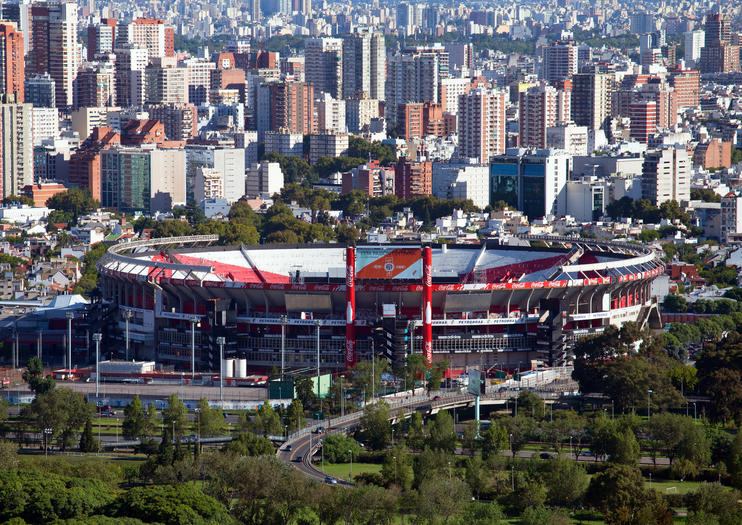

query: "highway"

left=278, top=392, right=476, bottom=485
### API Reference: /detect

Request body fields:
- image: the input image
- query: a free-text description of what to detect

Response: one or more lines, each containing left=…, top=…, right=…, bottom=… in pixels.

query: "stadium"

left=96, top=235, right=664, bottom=374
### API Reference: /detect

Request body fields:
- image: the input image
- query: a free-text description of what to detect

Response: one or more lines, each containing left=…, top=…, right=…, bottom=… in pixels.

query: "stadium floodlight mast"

left=66, top=311, right=74, bottom=377
left=124, top=309, right=133, bottom=361
left=190, top=316, right=200, bottom=380
left=92, top=333, right=102, bottom=398
left=217, top=337, right=226, bottom=402
left=280, top=315, right=287, bottom=380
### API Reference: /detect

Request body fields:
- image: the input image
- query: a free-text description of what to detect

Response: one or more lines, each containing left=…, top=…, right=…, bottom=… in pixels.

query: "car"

left=293, top=455, right=303, bottom=462
left=313, top=426, right=324, bottom=434
left=284, top=444, right=293, bottom=452
left=100, top=409, right=115, bottom=417
left=432, top=395, right=441, bottom=401
left=324, top=476, right=337, bottom=484
left=539, top=453, right=552, bottom=460
left=580, top=451, right=593, bottom=457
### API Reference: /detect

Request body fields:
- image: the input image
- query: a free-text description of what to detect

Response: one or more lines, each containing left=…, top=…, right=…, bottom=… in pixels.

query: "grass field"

left=319, top=461, right=382, bottom=480
left=645, top=478, right=728, bottom=495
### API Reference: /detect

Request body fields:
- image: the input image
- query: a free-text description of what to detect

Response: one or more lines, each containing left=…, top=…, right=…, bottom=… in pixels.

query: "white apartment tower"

left=641, top=147, right=691, bottom=206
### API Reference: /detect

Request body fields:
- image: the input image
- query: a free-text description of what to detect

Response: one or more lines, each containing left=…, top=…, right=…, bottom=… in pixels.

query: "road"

left=4, top=382, right=267, bottom=405
left=278, top=392, right=673, bottom=485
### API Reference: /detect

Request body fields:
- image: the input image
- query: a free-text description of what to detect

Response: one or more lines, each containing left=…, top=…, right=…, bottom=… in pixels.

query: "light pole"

left=44, top=427, right=52, bottom=456
left=124, top=309, right=133, bottom=361
left=66, top=311, right=74, bottom=377
left=217, top=337, right=226, bottom=402
left=647, top=389, right=653, bottom=421
left=340, top=375, right=344, bottom=417
left=190, top=316, right=199, bottom=380
left=509, top=433, right=514, bottom=491
left=693, top=402, right=697, bottom=422
left=348, top=449, right=353, bottom=480
left=92, top=333, right=102, bottom=398
left=393, top=455, right=397, bottom=485
left=195, top=408, right=201, bottom=450
left=315, top=320, right=321, bottom=399
left=280, top=315, right=287, bottom=380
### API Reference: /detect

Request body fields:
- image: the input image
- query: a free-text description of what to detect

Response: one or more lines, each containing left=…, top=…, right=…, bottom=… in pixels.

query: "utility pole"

left=371, top=341, right=375, bottom=403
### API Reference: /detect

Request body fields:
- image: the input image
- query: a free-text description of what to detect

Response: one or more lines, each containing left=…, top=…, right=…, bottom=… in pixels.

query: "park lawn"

left=319, top=461, right=382, bottom=480
left=644, top=479, right=729, bottom=495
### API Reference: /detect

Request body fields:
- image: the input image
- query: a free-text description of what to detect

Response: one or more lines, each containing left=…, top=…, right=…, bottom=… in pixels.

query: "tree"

left=416, top=477, right=471, bottom=524
left=2, top=194, right=34, bottom=206
left=122, top=396, right=148, bottom=440
left=357, top=401, right=391, bottom=450
left=517, top=390, right=544, bottom=418
left=352, top=358, right=389, bottom=402
left=22, top=357, right=54, bottom=395
left=406, top=411, right=426, bottom=450
left=79, top=417, right=98, bottom=452
left=225, top=430, right=274, bottom=457
left=294, top=376, right=316, bottom=409
left=464, top=456, right=489, bottom=501
left=285, top=399, right=304, bottom=433
left=196, top=398, right=224, bottom=437
left=501, top=416, right=537, bottom=455
left=251, top=403, right=282, bottom=437
left=336, top=224, right=361, bottom=245
left=586, top=464, right=672, bottom=525
left=380, top=446, right=414, bottom=490
left=540, top=456, right=589, bottom=507
left=23, top=387, right=93, bottom=450
left=46, top=187, right=99, bottom=219
left=461, top=420, right=479, bottom=456
left=426, top=410, right=457, bottom=453
left=161, top=394, right=188, bottom=439
left=481, top=420, right=508, bottom=461
left=686, top=484, right=742, bottom=525
left=322, top=434, right=362, bottom=463
left=663, top=294, right=687, bottom=313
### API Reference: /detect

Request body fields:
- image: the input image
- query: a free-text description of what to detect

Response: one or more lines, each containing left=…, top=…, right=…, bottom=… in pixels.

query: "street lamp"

left=647, top=389, right=653, bottom=421
left=66, top=311, right=74, bottom=377
left=195, top=408, right=201, bottom=450
left=44, top=427, right=53, bottom=456
left=392, top=455, right=397, bottom=485
left=217, top=337, right=226, bottom=402
left=348, top=449, right=353, bottom=480
left=190, top=317, right=200, bottom=380
left=693, top=402, right=697, bottom=422
left=124, top=309, right=133, bottom=361
left=92, top=333, right=102, bottom=398
left=280, top=315, right=287, bottom=380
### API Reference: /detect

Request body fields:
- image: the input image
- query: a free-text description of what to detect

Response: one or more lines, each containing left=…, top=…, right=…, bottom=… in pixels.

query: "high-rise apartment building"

left=316, top=94, right=346, bottom=133
left=386, top=45, right=449, bottom=125
left=25, top=74, right=55, bottom=107
left=145, top=65, right=188, bottom=105
left=305, top=38, right=343, bottom=98
left=87, top=18, right=116, bottom=60
left=541, top=41, right=578, bottom=85
left=629, top=100, right=657, bottom=144
left=186, top=146, right=246, bottom=204
left=721, top=192, right=742, bottom=243
left=0, top=22, right=24, bottom=103
left=183, top=58, right=216, bottom=106
left=75, top=61, right=116, bottom=108
left=245, top=162, right=284, bottom=198
left=341, top=31, right=385, bottom=100
left=457, top=88, right=506, bottom=163
left=115, top=44, right=148, bottom=107
left=641, top=147, right=690, bottom=205
left=309, top=131, right=349, bottom=165
left=571, top=72, right=612, bottom=132
left=684, top=30, right=705, bottom=67
left=0, top=99, right=32, bottom=199
left=268, top=81, right=315, bottom=135
left=519, top=84, right=570, bottom=149
left=147, top=103, right=198, bottom=141
left=395, top=158, right=432, bottom=199
left=30, top=1, right=79, bottom=107
left=121, top=18, right=174, bottom=60
left=700, top=13, right=740, bottom=74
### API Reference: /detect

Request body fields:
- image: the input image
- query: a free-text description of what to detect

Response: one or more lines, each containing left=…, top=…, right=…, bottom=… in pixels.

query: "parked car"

left=293, top=455, right=303, bottom=462
left=284, top=444, right=293, bottom=452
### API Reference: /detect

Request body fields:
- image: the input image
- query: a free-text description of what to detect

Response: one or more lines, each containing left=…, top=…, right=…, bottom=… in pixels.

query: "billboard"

left=468, top=369, right=486, bottom=396
left=356, top=247, right=422, bottom=280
